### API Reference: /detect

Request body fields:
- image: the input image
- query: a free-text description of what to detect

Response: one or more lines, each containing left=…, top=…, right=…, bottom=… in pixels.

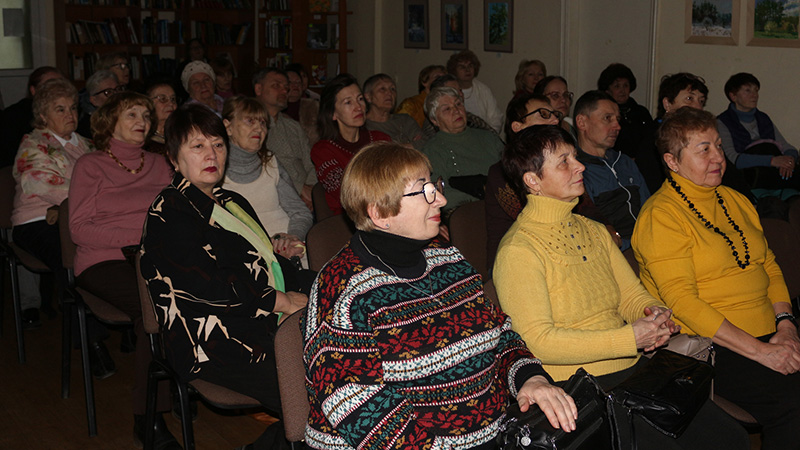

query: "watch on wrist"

left=775, top=312, right=798, bottom=328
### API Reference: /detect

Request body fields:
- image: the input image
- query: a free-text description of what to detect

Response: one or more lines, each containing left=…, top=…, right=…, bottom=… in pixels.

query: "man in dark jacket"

left=575, top=90, right=650, bottom=251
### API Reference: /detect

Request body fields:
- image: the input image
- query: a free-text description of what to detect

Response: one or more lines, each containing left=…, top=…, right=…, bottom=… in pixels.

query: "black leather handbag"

left=497, top=368, right=616, bottom=450
left=611, top=349, right=713, bottom=439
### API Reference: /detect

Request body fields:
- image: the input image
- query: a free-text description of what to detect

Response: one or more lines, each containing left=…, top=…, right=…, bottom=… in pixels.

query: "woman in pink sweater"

left=68, top=91, right=176, bottom=449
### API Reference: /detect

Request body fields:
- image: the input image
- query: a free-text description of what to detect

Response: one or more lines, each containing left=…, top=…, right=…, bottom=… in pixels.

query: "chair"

left=311, top=183, right=334, bottom=222
left=274, top=308, right=309, bottom=449
left=58, top=199, right=133, bottom=436
left=305, top=214, right=355, bottom=272
left=449, top=200, right=488, bottom=280
left=136, top=253, right=262, bottom=450
left=0, top=165, right=54, bottom=363
left=761, top=218, right=800, bottom=301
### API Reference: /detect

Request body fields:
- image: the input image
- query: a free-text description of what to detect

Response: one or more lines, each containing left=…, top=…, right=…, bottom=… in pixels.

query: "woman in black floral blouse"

left=140, top=104, right=307, bottom=449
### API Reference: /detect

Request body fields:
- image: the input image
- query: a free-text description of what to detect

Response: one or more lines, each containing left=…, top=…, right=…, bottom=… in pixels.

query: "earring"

left=384, top=223, right=390, bottom=229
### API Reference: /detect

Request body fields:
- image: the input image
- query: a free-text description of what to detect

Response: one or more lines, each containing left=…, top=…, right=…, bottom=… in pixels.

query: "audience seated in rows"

left=533, top=75, right=576, bottom=138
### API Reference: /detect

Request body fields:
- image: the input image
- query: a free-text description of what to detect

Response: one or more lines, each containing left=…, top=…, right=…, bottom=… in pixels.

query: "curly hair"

left=446, top=50, right=481, bottom=78
left=91, top=91, right=155, bottom=150
left=31, top=78, right=78, bottom=130
left=656, top=107, right=718, bottom=162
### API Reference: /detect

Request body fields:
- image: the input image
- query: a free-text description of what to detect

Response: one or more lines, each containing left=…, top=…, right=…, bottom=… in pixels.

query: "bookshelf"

left=258, top=0, right=351, bottom=90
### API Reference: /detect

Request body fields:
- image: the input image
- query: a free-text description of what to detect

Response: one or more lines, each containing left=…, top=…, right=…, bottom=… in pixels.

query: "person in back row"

left=395, top=64, right=447, bottom=128
left=446, top=50, right=503, bottom=134
left=574, top=90, right=649, bottom=251
left=363, top=73, right=425, bottom=149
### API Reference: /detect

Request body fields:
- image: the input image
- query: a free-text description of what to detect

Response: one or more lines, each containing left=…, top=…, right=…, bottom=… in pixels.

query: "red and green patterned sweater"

left=303, top=235, right=548, bottom=449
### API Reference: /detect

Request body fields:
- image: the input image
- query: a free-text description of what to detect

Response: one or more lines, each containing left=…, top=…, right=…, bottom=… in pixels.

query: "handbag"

left=611, top=350, right=713, bottom=439
left=662, top=333, right=714, bottom=364
left=497, top=368, right=617, bottom=450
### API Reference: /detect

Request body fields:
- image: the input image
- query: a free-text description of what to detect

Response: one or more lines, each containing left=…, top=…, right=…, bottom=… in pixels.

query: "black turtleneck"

left=351, top=229, right=431, bottom=279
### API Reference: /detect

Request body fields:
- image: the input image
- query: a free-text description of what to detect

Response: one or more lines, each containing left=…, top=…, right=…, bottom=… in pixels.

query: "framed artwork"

left=442, top=0, right=468, bottom=50
left=747, top=0, right=800, bottom=47
left=685, top=0, right=740, bottom=45
left=404, top=0, right=429, bottom=49
left=484, top=0, right=513, bottom=52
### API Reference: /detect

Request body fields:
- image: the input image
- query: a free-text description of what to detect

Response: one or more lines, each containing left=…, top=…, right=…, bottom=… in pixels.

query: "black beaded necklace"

left=667, top=175, right=750, bottom=269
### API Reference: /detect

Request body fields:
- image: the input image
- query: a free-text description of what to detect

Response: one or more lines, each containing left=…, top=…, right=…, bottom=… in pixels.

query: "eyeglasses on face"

left=402, top=177, right=445, bottom=204
left=92, top=85, right=125, bottom=97
left=111, top=62, right=130, bottom=70
left=522, top=107, right=564, bottom=121
left=545, top=91, right=574, bottom=102
left=151, top=94, right=177, bottom=105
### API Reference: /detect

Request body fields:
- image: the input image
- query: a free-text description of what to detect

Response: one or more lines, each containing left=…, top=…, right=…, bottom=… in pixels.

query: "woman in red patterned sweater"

left=303, top=142, right=576, bottom=450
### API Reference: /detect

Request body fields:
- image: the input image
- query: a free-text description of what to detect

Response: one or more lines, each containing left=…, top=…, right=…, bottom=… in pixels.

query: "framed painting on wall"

left=484, top=0, right=513, bottom=52
left=442, top=0, right=468, bottom=50
left=747, top=0, right=800, bottom=47
left=685, top=0, right=740, bottom=45
left=404, top=0, right=430, bottom=49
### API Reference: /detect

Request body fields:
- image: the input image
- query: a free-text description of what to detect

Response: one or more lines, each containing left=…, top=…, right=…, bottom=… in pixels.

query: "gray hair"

left=424, top=86, right=461, bottom=123
left=86, top=70, right=119, bottom=96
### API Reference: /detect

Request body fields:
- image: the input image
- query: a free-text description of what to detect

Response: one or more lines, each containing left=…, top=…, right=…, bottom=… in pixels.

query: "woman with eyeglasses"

left=77, top=70, right=123, bottom=139
left=97, top=51, right=131, bottom=88
left=534, top=76, right=576, bottom=139
left=144, top=80, right=178, bottom=156
left=421, top=86, right=503, bottom=213
left=303, top=142, right=577, bottom=449
left=222, top=96, right=313, bottom=268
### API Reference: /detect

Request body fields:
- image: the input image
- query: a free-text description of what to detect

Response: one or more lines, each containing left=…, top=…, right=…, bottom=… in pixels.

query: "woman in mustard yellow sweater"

left=495, top=125, right=748, bottom=450
left=633, top=107, right=800, bottom=450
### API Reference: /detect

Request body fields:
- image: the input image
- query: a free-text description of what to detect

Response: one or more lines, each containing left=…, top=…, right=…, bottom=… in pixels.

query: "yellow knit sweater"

left=494, top=194, right=664, bottom=382
left=633, top=173, right=788, bottom=339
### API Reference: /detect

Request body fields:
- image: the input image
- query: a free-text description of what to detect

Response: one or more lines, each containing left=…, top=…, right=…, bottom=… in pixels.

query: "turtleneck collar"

left=334, top=127, right=372, bottom=152
left=520, top=194, right=580, bottom=224
left=227, top=143, right=262, bottom=184
left=354, top=229, right=431, bottom=279
left=666, top=172, right=717, bottom=201
left=109, top=138, right=144, bottom=158
left=730, top=102, right=757, bottom=123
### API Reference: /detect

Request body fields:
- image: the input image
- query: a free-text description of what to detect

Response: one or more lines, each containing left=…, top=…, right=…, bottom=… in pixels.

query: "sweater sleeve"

left=14, top=134, right=71, bottom=206
left=276, top=161, right=313, bottom=239
left=310, top=139, right=345, bottom=214
left=68, top=157, right=142, bottom=249
left=494, top=238, right=639, bottom=365
left=773, top=124, right=798, bottom=158
left=142, top=189, right=277, bottom=317
left=295, top=124, right=318, bottom=186
left=632, top=204, right=727, bottom=337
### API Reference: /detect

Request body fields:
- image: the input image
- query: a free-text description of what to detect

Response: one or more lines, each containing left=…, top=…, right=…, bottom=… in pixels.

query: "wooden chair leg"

left=9, top=257, right=25, bottom=364
left=77, top=303, right=97, bottom=436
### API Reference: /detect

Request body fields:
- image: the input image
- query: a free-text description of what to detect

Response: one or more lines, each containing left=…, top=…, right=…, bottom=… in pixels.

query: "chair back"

left=306, top=214, right=355, bottom=272
left=761, top=218, right=800, bottom=299
left=59, top=199, right=77, bottom=270
left=311, top=183, right=334, bottom=222
left=0, top=166, right=16, bottom=230
left=274, top=308, right=309, bottom=443
left=135, top=252, right=161, bottom=335
left=449, top=200, right=488, bottom=280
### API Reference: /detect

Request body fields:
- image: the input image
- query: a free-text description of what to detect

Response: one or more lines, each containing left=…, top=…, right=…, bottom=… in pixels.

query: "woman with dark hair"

left=69, top=91, right=175, bottom=448
left=533, top=76, right=576, bottom=138
left=495, top=124, right=749, bottom=450
left=141, top=103, right=308, bottom=450
left=304, top=141, right=577, bottom=449
left=222, top=96, right=313, bottom=262
left=597, top=63, right=654, bottom=160
left=634, top=107, right=800, bottom=449
left=210, top=55, right=235, bottom=100
left=446, top=50, right=503, bottom=133
left=513, top=59, right=547, bottom=99
left=144, top=80, right=178, bottom=156
left=310, top=73, right=390, bottom=215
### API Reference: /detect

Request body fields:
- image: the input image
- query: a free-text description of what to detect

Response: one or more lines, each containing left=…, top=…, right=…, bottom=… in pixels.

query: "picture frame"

left=442, top=0, right=468, bottom=50
left=746, top=0, right=800, bottom=48
left=484, top=0, right=513, bottom=52
left=404, top=0, right=430, bottom=49
left=685, top=0, right=740, bottom=45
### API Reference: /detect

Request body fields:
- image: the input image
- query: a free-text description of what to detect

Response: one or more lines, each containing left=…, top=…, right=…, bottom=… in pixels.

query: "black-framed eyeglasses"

left=151, top=94, right=177, bottom=105
left=403, top=177, right=445, bottom=204
left=111, top=62, right=130, bottom=70
left=545, top=91, right=574, bottom=102
left=92, top=85, right=125, bottom=97
left=521, top=107, right=564, bottom=121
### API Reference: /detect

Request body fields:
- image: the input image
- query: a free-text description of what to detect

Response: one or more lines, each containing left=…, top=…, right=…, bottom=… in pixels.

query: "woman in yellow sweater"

left=495, top=125, right=748, bottom=449
left=633, top=107, right=800, bottom=450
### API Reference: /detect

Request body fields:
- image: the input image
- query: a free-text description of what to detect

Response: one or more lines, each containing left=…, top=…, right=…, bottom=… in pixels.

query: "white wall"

left=655, top=1, right=800, bottom=146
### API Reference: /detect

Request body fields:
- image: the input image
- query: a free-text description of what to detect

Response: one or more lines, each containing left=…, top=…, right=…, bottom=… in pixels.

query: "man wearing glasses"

left=77, top=70, right=124, bottom=139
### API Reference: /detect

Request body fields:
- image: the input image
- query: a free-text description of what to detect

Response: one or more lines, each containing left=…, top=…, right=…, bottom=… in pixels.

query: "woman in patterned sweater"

left=303, top=142, right=577, bottom=450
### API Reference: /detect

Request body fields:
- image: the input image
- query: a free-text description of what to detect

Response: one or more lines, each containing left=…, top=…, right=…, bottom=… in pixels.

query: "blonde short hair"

left=341, top=142, right=432, bottom=231
left=32, top=79, right=78, bottom=130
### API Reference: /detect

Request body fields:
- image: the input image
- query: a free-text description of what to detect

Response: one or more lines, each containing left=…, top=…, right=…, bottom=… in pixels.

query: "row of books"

left=66, top=0, right=183, bottom=6
left=141, top=17, right=185, bottom=45
left=67, top=18, right=140, bottom=45
left=68, top=52, right=179, bottom=81
left=139, top=0, right=183, bottom=7
left=263, top=0, right=290, bottom=11
left=265, top=16, right=291, bottom=49
left=194, top=0, right=251, bottom=8
left=194, top=21, right=252, bottom=45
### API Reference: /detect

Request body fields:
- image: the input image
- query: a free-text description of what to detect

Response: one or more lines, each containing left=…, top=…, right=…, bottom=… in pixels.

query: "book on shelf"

left=265, top=0, right=290, bottom=10
left=310, top=64, right=325, bottom=85
left=267, top=52, right=291, bottom=69
left=265, top=16, right=291, bottom=49
left=306, top=23, right=330, bottom=49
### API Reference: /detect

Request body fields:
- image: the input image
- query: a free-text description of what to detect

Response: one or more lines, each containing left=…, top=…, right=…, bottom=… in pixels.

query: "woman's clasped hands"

left=632, top=306, right=680, bottom=352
